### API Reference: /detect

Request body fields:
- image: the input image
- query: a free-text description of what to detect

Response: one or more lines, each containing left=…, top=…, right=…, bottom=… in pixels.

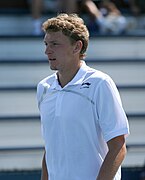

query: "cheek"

left=63, top=48, right=74, bottom=56
left=55, top=46, right=74, bottom=59
left=56, top=50, right=67, bottom=58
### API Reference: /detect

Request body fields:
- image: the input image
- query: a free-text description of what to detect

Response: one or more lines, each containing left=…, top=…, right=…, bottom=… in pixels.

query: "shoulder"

left=37, top=73, right=55, bottom=88
left=36, top=73, right=55, bottom=100
left=85, top=65, right=113, bottom=85
left=84, top=65, right=118, bottom=97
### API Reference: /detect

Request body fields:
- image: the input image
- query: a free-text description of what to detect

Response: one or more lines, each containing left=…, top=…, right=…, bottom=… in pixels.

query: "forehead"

left=44, top=31, right=69, bottom=42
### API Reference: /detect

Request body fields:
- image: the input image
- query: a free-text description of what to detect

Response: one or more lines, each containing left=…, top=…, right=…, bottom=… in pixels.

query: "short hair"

left=42, top=13, right=89, bottom=59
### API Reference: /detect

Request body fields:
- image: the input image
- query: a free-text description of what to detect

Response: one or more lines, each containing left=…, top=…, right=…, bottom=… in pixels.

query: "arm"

left=82, top=0, right=102, bottom=20
left=41, top=151, right=48, bottom=180
left=97, top=135, right=127, bottom=180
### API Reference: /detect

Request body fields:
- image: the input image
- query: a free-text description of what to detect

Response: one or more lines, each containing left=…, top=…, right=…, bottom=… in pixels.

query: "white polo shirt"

left=37, top=61, right=129, bottom=180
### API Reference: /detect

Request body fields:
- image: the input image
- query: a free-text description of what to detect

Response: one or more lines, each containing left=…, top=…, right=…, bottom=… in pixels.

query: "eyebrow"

left=43, top=40, right=59, bottom=44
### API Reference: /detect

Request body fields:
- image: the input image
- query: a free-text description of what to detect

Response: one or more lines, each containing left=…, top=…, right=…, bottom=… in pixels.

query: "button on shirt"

left=37, top=61, right=129, bottom=180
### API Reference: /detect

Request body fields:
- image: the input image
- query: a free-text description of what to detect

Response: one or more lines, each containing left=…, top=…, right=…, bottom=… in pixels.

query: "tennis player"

left=37, top=13, right=129, bottom=180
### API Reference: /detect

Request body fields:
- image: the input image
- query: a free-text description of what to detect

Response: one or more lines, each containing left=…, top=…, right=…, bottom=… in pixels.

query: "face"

left=44, top=31, right=80, bottom=73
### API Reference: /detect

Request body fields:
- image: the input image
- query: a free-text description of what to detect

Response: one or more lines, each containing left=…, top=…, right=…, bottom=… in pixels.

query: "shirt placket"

left=55, top=90, right=64, bottom=116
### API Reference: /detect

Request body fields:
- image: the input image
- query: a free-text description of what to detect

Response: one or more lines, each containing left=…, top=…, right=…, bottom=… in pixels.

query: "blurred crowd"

left=28, top=0, right=145, bottom=35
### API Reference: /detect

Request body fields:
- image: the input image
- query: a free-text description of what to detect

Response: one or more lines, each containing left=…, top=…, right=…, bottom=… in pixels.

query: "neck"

left=57, top=61, right=82, bottom=88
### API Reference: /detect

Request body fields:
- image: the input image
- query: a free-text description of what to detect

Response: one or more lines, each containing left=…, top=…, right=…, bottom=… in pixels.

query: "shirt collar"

left=50, top=61, right=88, bottom=90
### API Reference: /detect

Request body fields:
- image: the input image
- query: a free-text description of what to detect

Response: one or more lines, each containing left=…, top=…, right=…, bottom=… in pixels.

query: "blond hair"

left=42, top=13, right=89, bottom=59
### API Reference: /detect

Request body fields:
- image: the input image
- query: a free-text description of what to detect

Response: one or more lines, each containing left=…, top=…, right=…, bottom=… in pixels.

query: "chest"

left=39, top=85, right=96, bottom=122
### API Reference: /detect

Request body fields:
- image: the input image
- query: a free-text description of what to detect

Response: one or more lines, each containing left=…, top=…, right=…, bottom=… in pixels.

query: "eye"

left=52, top=42, right=59, bottom=46
left=44, top=41, right=47, bottom=46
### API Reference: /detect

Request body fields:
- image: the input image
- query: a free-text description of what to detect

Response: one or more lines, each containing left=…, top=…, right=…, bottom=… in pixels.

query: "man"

left=37, top=13, right=129, bottom=180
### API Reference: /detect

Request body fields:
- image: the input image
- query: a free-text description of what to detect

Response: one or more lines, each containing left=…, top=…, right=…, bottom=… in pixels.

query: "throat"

left=57, top=61, right=82, bottom=88
left=57, top=73, right=71, bottom=88
left=57, top=68, right=79, bottom=88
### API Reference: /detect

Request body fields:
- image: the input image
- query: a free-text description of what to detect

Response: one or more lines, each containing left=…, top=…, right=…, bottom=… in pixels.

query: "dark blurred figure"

left=111, top=0, right=145, bottom=16
left=27, top=0, right=44, bottom=35
left=59, top=0, right=128, bottom=34
left=97, top=1, right=128, bottom=34
left=140, top=163, right=145, bottom=180
left=28, top=0, right=57, bottom=35
left=28, top=0, right=129, bottom=35
left=127, top=0, right=145, bottom=16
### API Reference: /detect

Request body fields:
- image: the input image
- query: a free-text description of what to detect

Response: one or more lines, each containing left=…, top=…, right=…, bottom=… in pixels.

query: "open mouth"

left=49, top=58, right=56, bottom=61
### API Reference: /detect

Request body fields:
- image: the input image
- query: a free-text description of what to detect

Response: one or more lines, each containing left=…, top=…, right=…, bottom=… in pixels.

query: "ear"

left=73, top=40, right=83, bottom=55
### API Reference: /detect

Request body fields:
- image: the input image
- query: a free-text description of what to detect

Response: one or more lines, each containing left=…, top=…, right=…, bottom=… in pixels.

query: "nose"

left=45, top=45, right=53, bottom=55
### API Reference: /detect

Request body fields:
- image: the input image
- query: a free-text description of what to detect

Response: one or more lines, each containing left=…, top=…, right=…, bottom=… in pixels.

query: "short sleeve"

left=96, top=77, right=130, bottom=142
left=36, top=82, right=44, bottom=109
left=36, top=82, right=45, bottom=138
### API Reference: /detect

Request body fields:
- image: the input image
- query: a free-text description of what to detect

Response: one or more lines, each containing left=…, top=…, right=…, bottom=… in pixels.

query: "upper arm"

left=96, top=78, right=129, bottom=142
left=41, top=151, right=48, bottom=180
left=107, top=135, right=127, bottom=155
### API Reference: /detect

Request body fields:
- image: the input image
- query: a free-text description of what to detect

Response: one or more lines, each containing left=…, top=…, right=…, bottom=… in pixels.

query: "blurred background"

left=0, top=0, right=145, bottom=179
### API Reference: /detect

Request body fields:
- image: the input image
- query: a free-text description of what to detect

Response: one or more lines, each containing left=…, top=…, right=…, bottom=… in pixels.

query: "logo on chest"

left=80, top=82, right=91, bottom=89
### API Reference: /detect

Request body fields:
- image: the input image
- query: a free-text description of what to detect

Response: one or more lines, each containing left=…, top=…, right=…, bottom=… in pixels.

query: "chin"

left=50, top=65, right=58, bottom=71
left=49, top=61, right=58, bottom=71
